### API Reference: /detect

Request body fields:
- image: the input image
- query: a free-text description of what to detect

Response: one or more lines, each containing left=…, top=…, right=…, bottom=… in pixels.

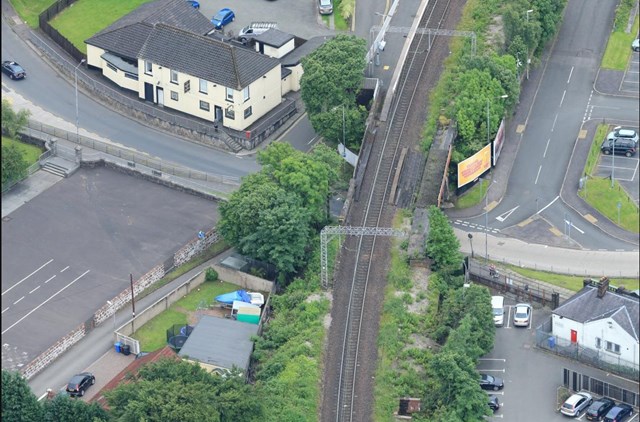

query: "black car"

left=66, top=372, right=95, bottom=397
left=479, top=373, right=504, bottom=391
left=603, top=403, right=633, bottom=422
left=2, top=61, right=26, bottom=80
left=601, top=138, right=637, bottom=157
left=488, top=395, right=500, bottom=412
left=586, top=397, right=616, bottom=421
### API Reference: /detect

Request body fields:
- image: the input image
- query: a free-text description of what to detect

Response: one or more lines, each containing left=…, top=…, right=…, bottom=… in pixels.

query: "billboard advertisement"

left=492, top=119, right=506, bottom=166
left=457, top=143, right=491, bottom=188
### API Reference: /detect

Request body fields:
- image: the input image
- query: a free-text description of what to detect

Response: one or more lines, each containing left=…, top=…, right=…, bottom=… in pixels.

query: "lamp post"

left=526, top=9, right=533, bottom=80
left=74, top=59, right=86, bottom=140
left=468, top=233, right=474, bottom=258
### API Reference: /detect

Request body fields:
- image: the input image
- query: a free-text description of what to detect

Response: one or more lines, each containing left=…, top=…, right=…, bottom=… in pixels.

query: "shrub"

left=204, top=268, right=219, bottom=282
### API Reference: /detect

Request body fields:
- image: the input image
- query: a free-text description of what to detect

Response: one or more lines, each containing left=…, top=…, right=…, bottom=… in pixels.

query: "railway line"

left=320, top=0, right=465, bottom=420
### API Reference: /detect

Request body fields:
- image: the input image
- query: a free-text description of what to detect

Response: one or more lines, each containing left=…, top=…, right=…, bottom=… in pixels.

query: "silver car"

left=561, top=392, right=593, bottom=417
left=513, top=303, right=531, bottom=327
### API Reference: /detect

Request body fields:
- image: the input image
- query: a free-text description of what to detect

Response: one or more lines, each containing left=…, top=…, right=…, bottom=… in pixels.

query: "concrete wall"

left=211, top=263, right=274, bottom=292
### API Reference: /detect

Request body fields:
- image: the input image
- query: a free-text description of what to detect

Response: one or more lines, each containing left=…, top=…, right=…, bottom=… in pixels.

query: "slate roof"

left=139, top=24, right=281, bottom=89
left=554, top=285, right=639, bottom=341
left=86, top=0, right=214, bottom=60
left=281, top=35, right=334, bottom=67
left=255, top=29, right=295, bottom=48
left=178, top=315, right=259, bottom=371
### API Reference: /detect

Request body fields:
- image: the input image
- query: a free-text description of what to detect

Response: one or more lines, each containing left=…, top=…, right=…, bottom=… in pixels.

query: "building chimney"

left=597, top=277, right=609, bottom=298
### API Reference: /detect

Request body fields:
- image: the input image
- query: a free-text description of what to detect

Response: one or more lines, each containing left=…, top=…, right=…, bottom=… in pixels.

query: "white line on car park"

left=44, top=275, right=56, bottom=284
left=2, top=307, right=10, bottom=314
left=2, top=258, right=53, bottom=296
left=13, top=296, right=25, bottom=305
left=60, top=266, right=69, bottom=273
left=29, top=285, right=41, bottom=294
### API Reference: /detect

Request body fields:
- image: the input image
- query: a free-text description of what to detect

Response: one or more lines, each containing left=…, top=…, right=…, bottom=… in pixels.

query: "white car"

left=561, top=392, right=593, bottom=417
left=632, top=38, right=639, bottom=52
left=513, top=303, right=531, bottom=327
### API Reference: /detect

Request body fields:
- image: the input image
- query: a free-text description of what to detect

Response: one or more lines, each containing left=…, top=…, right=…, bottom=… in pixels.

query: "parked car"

left=211, top=8, right=235, bottom=29
left=479, top=373, right=504, bottom=391
left=318, top=0, right=333, bottom=15
left=603, top=403, right=633, bottom=422
left=586, top=397, right=616, bottom=421
left=186, top=0, right=199, bottom=8
left=2, top=61, right=26, bottom=80
left=606, top=127, right=639, bottom=144
left=488, top=394, right=500, bottom=412
left=561, top=392, right=593, bottom=417
left=513, top=303, right=531, bottom=327
left=66, top=372, right=95, bottom=397
left=632, top=38, right=640, bottom=52
left=491, top=295, right=505, bottom=326
left=601, top=138, right=637, bottom=157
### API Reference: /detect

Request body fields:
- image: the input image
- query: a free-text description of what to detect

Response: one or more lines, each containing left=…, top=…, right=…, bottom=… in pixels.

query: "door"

left=156, top=87, right=164, bottom=106
left=570, top=329, right=577, bottom=343
left=144, top=83, right=154, bottom=102
left=214, top=105, right=223, bottom=125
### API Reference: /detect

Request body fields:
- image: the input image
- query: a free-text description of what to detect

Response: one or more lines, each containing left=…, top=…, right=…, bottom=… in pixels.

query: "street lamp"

left=526, top=9, right=533, bottom=80
left=74, top=58, right=86, bottom=140
left=468, top=233, right=474, bottom=258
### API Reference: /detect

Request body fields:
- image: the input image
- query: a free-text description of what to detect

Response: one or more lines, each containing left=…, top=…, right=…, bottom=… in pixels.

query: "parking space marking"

left=2, top=258, right=53, bottom=296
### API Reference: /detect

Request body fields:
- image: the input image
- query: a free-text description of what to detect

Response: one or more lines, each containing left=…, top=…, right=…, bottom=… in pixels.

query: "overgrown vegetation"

left=601, top=15, right=638, bottom=70
left=1, top=100, right=32, bottom=189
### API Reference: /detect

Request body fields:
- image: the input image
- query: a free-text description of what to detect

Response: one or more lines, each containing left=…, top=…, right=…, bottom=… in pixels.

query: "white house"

left=552, top=282, right=639, bottom=370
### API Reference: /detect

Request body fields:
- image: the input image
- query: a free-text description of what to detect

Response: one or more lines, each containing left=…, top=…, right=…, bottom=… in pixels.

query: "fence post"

left=75, top=146, right=82, bottom=164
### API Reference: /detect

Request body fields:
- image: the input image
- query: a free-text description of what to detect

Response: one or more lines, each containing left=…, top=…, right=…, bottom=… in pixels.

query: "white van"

left=491, top=296, right=505, bottom=326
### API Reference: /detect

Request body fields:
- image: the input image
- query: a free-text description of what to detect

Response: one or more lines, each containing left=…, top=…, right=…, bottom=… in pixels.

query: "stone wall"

left=21, top=323, right=85, bottom=380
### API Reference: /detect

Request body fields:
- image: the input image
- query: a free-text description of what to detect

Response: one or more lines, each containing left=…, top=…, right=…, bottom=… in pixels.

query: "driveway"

left=1, top=167, right=219, bottom=371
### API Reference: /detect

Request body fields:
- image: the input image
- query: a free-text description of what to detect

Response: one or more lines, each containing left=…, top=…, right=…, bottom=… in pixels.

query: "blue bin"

left=114, top=342, right=122, bottom=353
left=548, top=337, right=556, bottom=349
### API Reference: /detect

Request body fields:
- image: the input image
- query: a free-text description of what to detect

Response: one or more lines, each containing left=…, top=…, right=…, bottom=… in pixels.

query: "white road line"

left=537, top=196, right=559, bottom=214
left=478, top=358, right=506, bottom=361
left=495, top=206, right=519, bottom=222
left=565, top=219, right=585, bottom=234
left=560, top=90, right=566, bottom=107
left=551, top=114, right=558, bottom=131
left=2, top=307, right=10, bottom=314
left=2, top=259, right=53, bottom=296
left=29, top=285, right=41, bottom=294
left=481, top=369, right=506, bottom=372
left=60, top=266, right=70, bottom=273
left=1, top=270, right=90, bottom=335
left=534, top=165, right=542, bottom=184
left=44, top=275, right=56, bottom=284
left=543, top=138, right=551, bottom=158
left=13, top=296, right=25, bottom=305
left=307, top=135, right=319, bottom=145
left=567, top=66, right=574, bottom=83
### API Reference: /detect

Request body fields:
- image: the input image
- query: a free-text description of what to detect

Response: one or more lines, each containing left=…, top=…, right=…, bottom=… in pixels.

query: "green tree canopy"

left=309, top=105, right=367, bottom=151
left=426, top=206, right=462, bottom=272
left=1, top=99, right=30, bottom=138
left=2, top=142, right=29, bottom=187
left=43, top=393, right=109, bottom=422
left=1, top=370, right=44, bottom=422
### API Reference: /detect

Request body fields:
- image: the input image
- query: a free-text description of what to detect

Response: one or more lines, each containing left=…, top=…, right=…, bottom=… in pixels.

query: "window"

left=225, top=107, right=235, bottom=120
left=199, top=79, right=208, bottom=94
left=244, top=106, right=252, bottom=118
left=226, top=87, right=234, bottom=101
left=171, top=91, right=178, bottom=101
left=124, top=73, right=138, bottom=81
left=184, top=80, right=190, bottom=93
left=605, top=341, right=620, bottom=354
left=595, top=337, right=601, bottom=349
left=199, top=101, right=210, bottom=112
left=144, top=61, right=152, bottom=75
left=170, top=69, right=178, bottom=84
left=242, top=86, right=250, bottom=102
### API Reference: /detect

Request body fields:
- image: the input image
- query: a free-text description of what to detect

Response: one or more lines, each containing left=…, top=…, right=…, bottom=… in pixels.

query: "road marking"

left=2, top=307, right=9, bottom=314
left=583, top=214, right=598, bottom=224
left=2, top=270, right=90, bottom=335
left=564, top=219, right=585, bottom=234
left=307, top=135, right=319, bottom=145
left=44, top=275, right=56, bottom=284
left=13, top=296, right=25, bottom=305
left=516, top=124, right=525, bottom=133
left=534, top=165, right=542, bottom=184
left=578, top=129, right=587, bottom=139
left=517, top=218, right=533, bottom=227
left=551, top=114, right=558, bottom=131
left=543, top=138, right=551, bottom=157
left=29, top=286, right=41, bottom=294
left=60, top=266, right=69, bottom=273
left=2, top=259, right=53, bottom=296
left=559, top=90, right=566, bottom=107
left=478, top=358, right=506, bottom=362
left=550, top=227, right=563, bottom=237
left=495, top=206, right=519, bottom=222
left=537, top=196, right=559, bottom=214
left=567, top=66, right=574, bottom=83
left=481, top=369, right=506, bottom=372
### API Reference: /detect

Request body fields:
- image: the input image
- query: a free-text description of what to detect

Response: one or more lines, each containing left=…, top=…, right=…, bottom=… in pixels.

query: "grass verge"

left=2, top=137, right=43, bottom=166
left=9, top=0, right=52, bottom=28
left=454, top=179, right=487, bottom=209
left=601, top=16, right=639, bottom=70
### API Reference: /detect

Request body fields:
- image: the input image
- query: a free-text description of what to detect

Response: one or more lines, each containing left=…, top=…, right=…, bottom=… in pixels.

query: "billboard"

left=492, top=119, right=506, bottom=166
left=457, top=143, right=491, bottom=188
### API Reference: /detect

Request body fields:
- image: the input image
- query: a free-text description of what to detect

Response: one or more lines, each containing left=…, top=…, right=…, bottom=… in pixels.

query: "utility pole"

left=130, top=273, right=136, bottom=318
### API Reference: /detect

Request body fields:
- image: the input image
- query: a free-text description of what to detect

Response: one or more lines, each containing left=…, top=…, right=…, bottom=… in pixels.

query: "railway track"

left=321, top=0, right=462, bottom=420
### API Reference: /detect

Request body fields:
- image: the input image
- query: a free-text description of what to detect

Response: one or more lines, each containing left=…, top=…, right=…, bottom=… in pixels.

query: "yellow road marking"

left=578, top=129, right=587, bottom=139
left=549, top=227, right=563, bottom=237
left=583, top=214, right=598, bottom=224
left=516, top=124, right=525, bottom=133
left=518, top=218, right=533, bottom=227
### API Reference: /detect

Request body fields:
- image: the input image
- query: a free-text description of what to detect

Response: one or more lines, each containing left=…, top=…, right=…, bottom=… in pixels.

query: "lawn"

left=601, top=16, right=638, bottom=70
left=9, top=0, right=54, bottom=28
left=454, top=178, right=488, bottom=209
left=131, top=280, right=243, bottom=352
left=1, top=137, right=43, bottom=165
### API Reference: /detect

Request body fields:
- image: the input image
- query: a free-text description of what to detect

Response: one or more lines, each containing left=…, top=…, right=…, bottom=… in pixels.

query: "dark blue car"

left=211, top=8, right=235, bottom=29
left=604, top=403, right=633, bottom=422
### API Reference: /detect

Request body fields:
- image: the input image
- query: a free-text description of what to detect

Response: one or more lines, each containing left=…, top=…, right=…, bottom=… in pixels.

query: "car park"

left=211, top=8, right=235, bottom=29
left=561, top=392, right=593, bottom=417
left=488, top=394, right=500, bottom=412
left=606, top=127, right=639, bottom=144
left=603, top=403, right=633, bottom=422
left=318, top=0, right=333, bottom=15
left=491, top=295, right=505, bottom=326
left=479, top=373, right=504, bottom=391
left=2, top=61, right=26, bottom=80
left=66, top=372, right=95, bottom=397
left=586, top=397, right=616, bottom=421
left=600, top=138, right=637, bottom=157
left=513, top=303, right=531, bottom=327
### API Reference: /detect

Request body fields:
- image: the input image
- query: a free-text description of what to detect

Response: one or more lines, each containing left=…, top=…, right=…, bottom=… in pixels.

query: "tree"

left=1, top=370, right=44, bottom=422
left=2, top=142, right=29, bottom=186
left=426, top=206, right=462, bottom=272
left=2, top=99, right=30, bottom=138
left=43, top=394, right=108, bottom=422
left=309, top=105, right=367, bottom=151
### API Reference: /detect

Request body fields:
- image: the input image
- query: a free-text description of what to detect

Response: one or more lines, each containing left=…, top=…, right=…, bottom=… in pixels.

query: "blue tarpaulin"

left=215, top=290, right=251, bottom=305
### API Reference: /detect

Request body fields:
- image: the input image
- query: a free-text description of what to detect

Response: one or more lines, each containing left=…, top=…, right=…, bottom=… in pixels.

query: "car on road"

left=513, top=303, right=531, bottom=327
left=186, top=0, right=199, bottom=8
left=318, top=0, right=333, bottom=15
left=2, top=61, right=26, bottom=80
left=603, top=403, right=633, bottom=422
left=601, top=138, right=637, bottom=157
left=211, top=8, right=235, bottom=29
left=479, top=373, right=504, bottom=391
left=632, top=38, right=639, bottom=52
left=488, top=394, right=500, bottom=412
left=586, top=397, right=616, bottom=421
left=561, top=391, right=593, bottom=417
left=66, top=372, right=95, bottom=397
